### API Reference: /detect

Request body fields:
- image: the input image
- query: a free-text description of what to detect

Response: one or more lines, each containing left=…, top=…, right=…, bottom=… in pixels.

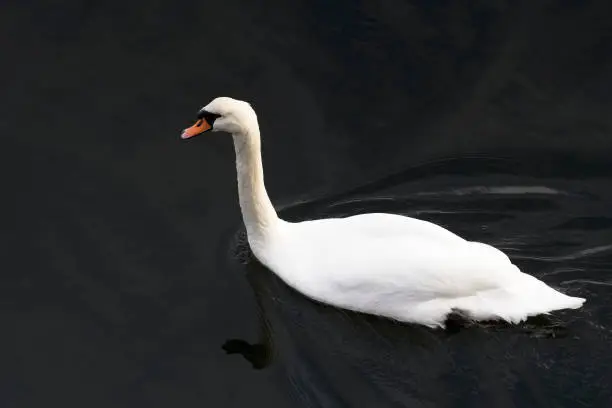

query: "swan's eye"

left=197, top=110, right=222, bottom=125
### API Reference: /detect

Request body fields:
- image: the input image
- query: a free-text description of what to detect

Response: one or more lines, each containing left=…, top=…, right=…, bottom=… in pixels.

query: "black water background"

left=2, top=1, right=612, bottom=407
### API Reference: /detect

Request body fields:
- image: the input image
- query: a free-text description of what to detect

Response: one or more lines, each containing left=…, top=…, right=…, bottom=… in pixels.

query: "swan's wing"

left=279, top=218, right=512, bottom=298
left=301, top=236, right=514, bottom=298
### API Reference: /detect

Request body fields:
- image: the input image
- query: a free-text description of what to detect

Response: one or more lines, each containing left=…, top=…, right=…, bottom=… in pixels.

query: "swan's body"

left=181, top=97, right=585, bottom=328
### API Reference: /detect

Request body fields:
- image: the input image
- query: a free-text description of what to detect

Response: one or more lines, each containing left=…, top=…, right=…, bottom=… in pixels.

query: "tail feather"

left=450, top=282, right=585, bottom=324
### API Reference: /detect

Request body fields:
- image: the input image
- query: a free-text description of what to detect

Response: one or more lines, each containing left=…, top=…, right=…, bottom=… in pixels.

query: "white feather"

left=190, top=97, right=586, bottom=329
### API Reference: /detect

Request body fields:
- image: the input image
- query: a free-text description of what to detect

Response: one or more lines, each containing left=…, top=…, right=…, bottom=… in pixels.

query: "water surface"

left=2, top=1, right=611, bottom=407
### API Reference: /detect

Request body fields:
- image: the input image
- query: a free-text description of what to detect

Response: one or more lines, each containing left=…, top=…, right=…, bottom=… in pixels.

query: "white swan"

left=181, top=97, right=585, bottom=329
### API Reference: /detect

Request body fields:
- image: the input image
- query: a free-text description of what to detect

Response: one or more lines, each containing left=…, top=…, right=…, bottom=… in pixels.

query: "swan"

left=180, top=96, right=586, bottom=329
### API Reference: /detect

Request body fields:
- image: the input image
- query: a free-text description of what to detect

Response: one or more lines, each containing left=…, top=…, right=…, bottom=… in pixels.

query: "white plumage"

left=181, top=97, right=585, bottom=329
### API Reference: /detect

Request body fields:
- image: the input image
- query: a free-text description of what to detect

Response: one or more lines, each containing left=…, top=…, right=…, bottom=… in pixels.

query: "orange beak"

left=181, top=118, right=212, bottom=139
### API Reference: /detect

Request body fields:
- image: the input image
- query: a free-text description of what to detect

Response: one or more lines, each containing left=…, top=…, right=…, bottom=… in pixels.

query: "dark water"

left=2, top=1, right=612, bottom=407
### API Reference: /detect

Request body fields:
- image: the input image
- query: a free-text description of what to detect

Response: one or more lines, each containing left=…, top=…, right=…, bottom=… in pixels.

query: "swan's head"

left=181, top=97, right=257, bottom=139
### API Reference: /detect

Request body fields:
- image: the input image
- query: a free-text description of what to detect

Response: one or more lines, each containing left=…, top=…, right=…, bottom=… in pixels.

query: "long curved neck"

left=232, top=124, right=278, bottom=241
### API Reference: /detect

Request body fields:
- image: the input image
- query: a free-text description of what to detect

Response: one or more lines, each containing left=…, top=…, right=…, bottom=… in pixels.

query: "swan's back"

left=299, top=212, right=466, bottom=244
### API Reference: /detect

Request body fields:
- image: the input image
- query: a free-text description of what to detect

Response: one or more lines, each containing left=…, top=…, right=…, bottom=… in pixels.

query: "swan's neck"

left=232, top=126, right=278, bottom=241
